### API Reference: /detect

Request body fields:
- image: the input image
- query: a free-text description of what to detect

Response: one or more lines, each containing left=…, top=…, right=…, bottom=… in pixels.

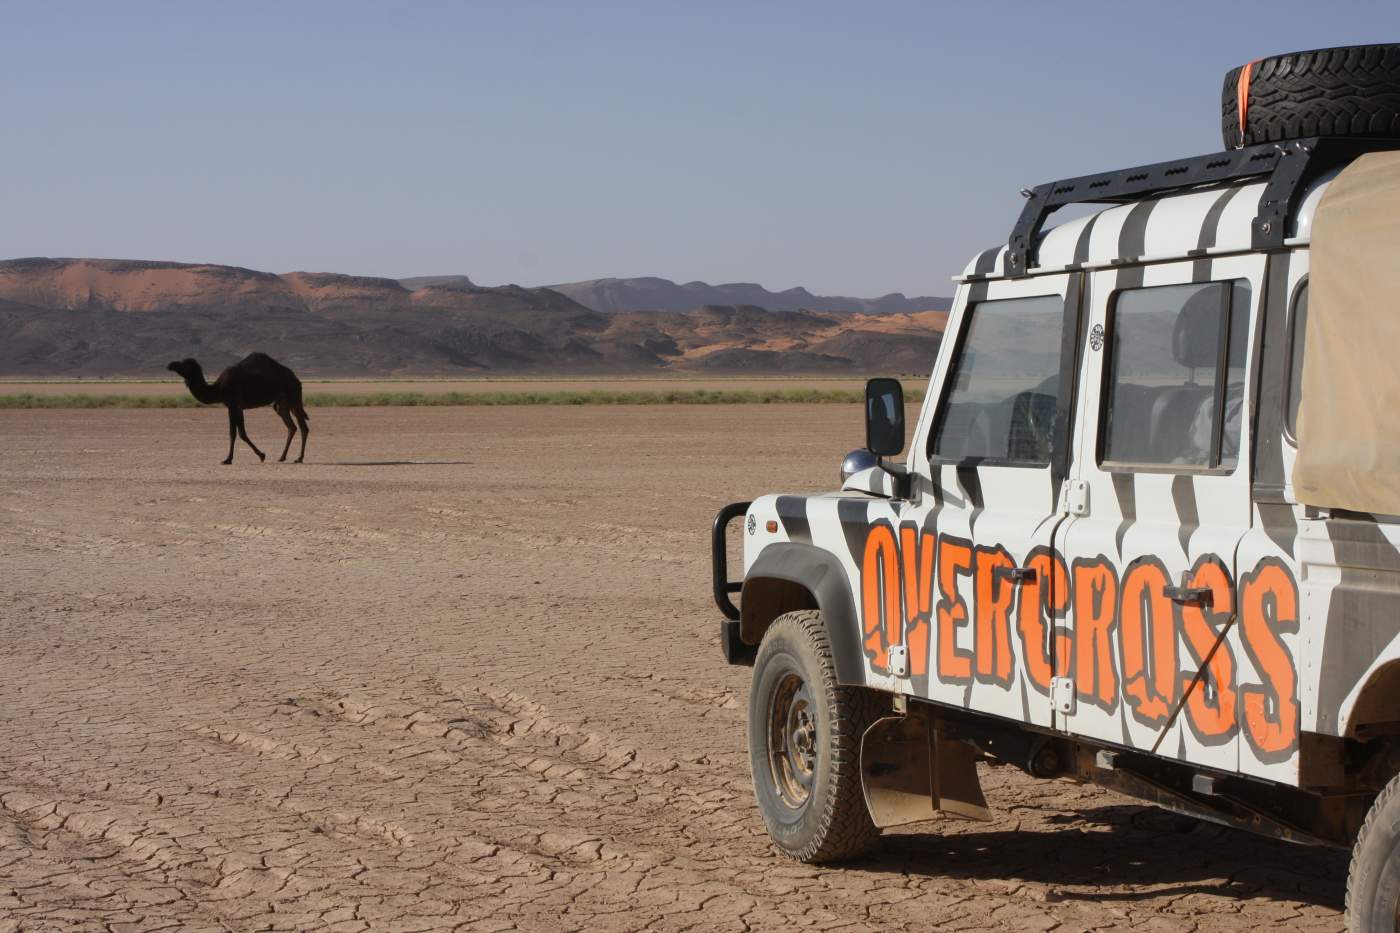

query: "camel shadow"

left=322, top=460, right=475, bottom=467
left=848, top=804, right=1346, bottom=910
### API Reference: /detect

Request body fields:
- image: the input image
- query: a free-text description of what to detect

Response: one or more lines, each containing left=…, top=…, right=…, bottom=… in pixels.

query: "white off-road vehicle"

left=713, top=44, right=1400, bottom=930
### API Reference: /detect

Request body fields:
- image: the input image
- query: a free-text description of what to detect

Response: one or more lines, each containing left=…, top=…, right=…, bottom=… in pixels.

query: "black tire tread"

left=1222, top=44, right=1400, bottom=149
left=757, top=610, right=883, bottom=862
left=1346, top=770, right=1399, bottom=931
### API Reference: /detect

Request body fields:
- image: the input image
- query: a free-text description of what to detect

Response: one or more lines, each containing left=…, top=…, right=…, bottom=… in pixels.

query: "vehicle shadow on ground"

left=853, top=804, right=1347, bottom=909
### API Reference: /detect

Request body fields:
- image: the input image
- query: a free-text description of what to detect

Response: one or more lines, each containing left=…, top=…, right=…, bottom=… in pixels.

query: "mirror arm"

left=895, top=472, right=911, bottom=499
left=880, top=460, right=912, bottom=500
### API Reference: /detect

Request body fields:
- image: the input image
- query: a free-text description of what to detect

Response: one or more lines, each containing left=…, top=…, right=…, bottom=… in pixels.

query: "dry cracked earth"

left=0, top=406, right=1347, bottom=931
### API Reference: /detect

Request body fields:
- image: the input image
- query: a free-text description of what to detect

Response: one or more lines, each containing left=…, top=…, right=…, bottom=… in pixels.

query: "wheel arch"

left=741, top=543, right=867, bottom=686
left=1344, top=658, right=1400, bottom=739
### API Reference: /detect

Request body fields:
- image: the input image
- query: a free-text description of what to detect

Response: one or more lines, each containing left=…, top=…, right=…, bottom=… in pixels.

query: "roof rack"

left=1006, top=136, right=1400, bottom=277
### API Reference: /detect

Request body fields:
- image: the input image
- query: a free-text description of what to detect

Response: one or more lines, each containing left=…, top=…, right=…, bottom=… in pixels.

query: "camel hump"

left=237, top=352, right=299, bottom=380
left=240, top=351, right=285, bottom=369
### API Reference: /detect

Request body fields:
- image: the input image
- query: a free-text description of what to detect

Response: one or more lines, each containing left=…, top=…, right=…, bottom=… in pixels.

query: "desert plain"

left=0, top=403, right=1347, bottom=931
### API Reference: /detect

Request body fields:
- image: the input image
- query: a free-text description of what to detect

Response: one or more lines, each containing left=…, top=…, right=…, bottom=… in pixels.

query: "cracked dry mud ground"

left=1, top=406, right=1346, bottom=931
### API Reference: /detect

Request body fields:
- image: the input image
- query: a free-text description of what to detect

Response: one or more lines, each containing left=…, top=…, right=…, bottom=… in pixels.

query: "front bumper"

left=712, top=501, right=754, bottom=665
left=720, top=619, right=756, bottom=666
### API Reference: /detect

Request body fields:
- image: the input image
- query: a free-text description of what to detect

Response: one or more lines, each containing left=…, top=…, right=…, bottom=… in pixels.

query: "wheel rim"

left=767, top=671, right=818, bottom=809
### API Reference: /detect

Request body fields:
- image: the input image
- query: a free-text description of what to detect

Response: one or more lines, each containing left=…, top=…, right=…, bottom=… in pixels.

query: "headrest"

left=1173, top=286, right=1223, bottom=369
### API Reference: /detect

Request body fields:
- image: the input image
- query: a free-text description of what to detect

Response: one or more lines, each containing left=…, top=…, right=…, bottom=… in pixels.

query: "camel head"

left=167, top=358, right=203, bottom=380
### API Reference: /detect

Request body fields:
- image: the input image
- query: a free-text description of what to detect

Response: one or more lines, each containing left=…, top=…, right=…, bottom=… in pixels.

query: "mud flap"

left=859, top=705, right=991, bottom=828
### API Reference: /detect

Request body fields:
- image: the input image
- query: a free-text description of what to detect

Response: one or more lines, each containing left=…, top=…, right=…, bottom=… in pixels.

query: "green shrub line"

left=0, top=387, right=926, bottom=409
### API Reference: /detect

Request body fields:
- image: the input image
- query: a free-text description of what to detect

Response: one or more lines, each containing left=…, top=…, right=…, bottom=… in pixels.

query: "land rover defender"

left=713, top=44, right=1400, bottom=930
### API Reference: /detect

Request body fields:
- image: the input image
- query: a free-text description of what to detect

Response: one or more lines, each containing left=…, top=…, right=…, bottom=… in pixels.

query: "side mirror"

left=865, top=377, right=905, bottom=457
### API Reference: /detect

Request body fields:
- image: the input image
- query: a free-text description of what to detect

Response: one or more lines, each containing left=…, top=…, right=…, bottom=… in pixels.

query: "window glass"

left=1101, top=280, right=1251, bottom=469
left=931, top=295, right=1065, bottom=465
left=1286, top=282, right=1308, bottom=440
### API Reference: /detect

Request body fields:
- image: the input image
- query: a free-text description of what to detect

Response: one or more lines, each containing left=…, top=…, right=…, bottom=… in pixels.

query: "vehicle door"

left=857, top=272, right=1081, bottom=728
left=1233, top=250, right=1307, bottom=786
left=1056, top=255, right=1265, bottom=771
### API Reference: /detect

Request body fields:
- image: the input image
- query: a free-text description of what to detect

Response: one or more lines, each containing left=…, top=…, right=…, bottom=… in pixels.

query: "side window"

left=930, top=295, right=1065, bottom=465
left=1286, top=281, right=1308, bottom=441
left=1101, top=280, right=1251, bottom=470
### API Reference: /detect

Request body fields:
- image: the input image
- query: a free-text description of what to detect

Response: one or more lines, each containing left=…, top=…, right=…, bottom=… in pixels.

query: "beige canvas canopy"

left=1293, top=151, right=1400, bottom=515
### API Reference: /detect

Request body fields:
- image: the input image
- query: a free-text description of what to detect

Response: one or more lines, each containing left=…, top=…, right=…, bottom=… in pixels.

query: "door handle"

left=994, top=566, right=1038, bottom=586
left=1163, top=585, right=1213, bottom=607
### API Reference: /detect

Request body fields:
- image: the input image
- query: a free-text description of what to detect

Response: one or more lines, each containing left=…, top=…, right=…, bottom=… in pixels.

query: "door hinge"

left=888, top=645, right=908, bottom=678
left=1060, top=480, right=1089, bottom=516
left=1052, top=676, right=1076, bottom=715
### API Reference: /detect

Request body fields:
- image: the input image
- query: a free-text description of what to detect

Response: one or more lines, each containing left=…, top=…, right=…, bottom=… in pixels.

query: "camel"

left=167, top=353, right=310, bottom=464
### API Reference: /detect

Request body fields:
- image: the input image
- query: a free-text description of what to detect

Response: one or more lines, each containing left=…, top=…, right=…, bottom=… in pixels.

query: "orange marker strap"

left=1236, top=60, right=1259, bottom=144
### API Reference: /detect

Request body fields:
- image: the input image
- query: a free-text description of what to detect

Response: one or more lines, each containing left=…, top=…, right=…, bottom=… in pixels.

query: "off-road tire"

left=1347, top=772, right=1400, bottom=931
left=748, top=610, right=883, bottom=862
left=1222, top=44, right=1400, bottom=149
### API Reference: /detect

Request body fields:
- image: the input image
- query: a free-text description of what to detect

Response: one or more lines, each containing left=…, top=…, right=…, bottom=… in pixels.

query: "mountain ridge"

left=541, top=276, right=950, bottom=314
left=0, top=258, right=948, bottom=377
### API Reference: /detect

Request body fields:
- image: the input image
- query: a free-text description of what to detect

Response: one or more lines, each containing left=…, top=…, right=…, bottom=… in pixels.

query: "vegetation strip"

left=0, top=388, right=925, bottom=409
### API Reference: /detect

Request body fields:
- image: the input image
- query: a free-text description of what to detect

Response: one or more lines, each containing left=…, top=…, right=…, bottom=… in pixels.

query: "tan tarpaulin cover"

left=1294, top=151, right=1400, bottom=514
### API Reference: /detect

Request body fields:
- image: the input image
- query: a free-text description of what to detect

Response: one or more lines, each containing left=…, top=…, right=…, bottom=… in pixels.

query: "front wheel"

left=748, top=610, right=883, bottom=862
left=1348, top=773, right=1400, bottom=931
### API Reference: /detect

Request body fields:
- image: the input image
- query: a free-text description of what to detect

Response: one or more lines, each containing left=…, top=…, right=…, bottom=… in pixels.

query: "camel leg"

left=223, top=407, right=238, bottom=464
left=293, top=406, right=309, bottom=463
left=275, top=404, right=296, bottom=462
left=234, top=408, right=266, bottom=462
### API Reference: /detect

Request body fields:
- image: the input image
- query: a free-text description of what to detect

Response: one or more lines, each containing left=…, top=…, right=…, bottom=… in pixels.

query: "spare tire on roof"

left=1222, top=44, right=1400, bottom=149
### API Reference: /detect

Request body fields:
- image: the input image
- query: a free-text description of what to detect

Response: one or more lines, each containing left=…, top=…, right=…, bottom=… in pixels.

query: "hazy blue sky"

left=4, top=2, right=1399, bottom=297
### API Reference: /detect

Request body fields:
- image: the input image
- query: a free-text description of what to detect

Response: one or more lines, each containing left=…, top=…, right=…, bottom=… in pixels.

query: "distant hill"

left=0, top=258, right=948, bottom=377
left=544, top=276, right=952, bottom=314
left=396, top=275, right=476, bottom=290
left=0, top=259, right=591, bottom=318
left=0, top=257, right=308, bottom=314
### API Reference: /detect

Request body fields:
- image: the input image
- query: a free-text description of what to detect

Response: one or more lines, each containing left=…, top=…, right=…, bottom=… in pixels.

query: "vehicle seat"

left=1151, top=292, right=1222, bottom=463
left=1171, top=290, right=1223, bottom=375
left=1105, top=383, right=1157, bottom=462
left=1007, top=383, right=1058, bottom=462
left=936, top=401, right=993, bottom=460
left=1151, top=385, right=1212, bottom=463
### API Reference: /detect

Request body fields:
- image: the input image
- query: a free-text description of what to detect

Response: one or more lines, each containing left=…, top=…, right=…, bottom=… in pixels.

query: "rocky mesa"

left=0, top=258, right=948, bottom=377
